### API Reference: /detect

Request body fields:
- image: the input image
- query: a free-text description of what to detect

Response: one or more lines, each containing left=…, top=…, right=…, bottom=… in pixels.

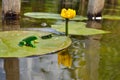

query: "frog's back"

left=22, top=36, right=38, bottom=42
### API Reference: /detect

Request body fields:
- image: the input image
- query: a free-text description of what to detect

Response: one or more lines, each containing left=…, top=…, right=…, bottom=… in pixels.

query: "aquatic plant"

left=0, top=31, right=71, bottom=57
left=60, top=8, right=76, bottom=36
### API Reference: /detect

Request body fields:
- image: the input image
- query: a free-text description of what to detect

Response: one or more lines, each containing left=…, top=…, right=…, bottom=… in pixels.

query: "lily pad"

left=52, top=22, right=110, bottom=35
left=0, top=31, right=72, bottom=57
left=104, top=9, right=120, bottom=12
left=24, top=12, right=61, bottom=19
left=24, top=12, right=87, bottom=20
left=103, top=15, right=120, bottom=20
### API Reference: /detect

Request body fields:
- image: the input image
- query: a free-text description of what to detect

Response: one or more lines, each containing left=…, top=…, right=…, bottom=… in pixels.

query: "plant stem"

left=65, top=18, right=69, bottom=36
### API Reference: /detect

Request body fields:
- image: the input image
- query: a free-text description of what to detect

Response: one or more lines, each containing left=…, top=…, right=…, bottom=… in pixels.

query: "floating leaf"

left=73, top=15, right=88, bottom=20
left=24, top=12, right=87, bottom=20
left=24, top=12, right=61, bottom=19
left=0, top=31, right=71, bottom=57
left=104, top=9, right=120, bottom=12
left=52, top=22, right=110, bottom=35
left=24, top=12, right=120, bottom=21
left=103, top=15, right=120, bottom=20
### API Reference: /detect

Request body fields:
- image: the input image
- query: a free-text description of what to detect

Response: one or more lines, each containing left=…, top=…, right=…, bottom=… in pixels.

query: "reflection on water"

left=58, top=49, right=72, bottom=68
left=0, top=0, right=120, bottom=80
left=0, top=59, right=5, bottom=80
left=84, top=21, right=102, bottom=80
left=19, top=55, right=60, bottom=80
left=99, top=20, right=120, bottom=80
left=4, top=58, right=20, bottom=80
left=2, top=20, right=20, bottom=31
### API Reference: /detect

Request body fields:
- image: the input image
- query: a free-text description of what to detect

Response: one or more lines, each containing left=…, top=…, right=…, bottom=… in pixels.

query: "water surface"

left=0, top=0, right=120, bottom=80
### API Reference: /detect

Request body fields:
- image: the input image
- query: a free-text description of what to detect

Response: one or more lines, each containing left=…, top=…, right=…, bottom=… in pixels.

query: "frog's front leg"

left=18, top=41, right=26, bottom=47
left=29, top=41, right=36, bottom=48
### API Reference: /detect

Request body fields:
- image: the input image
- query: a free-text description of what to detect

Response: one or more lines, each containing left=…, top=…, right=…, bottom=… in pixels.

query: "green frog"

left=18, top=36, right=39, bottom=48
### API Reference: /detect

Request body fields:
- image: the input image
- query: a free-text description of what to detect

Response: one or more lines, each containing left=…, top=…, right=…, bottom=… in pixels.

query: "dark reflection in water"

left=85, top=20, right=102, bottom=80
left=4, top=58, right=19, bottom=80
left=1, top=17, right=20, bottom=31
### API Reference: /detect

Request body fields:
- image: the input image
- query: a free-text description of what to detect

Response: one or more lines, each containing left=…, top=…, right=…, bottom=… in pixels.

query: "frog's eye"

left=18, top=41, right=26, bottom=47
left=34, top=40, right=39, bottom=43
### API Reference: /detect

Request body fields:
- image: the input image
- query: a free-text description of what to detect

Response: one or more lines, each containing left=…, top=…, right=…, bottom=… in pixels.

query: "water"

left=0, top=0, right=120, bottom=80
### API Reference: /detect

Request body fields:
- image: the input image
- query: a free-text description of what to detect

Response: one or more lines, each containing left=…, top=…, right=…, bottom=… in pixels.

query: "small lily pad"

left=24, top=12, right=87, bottom=21
left=52, top=22, right=110, bottom=35
left=0, top=31, right=72, bottom=57
left=103, top=15, right=120, bottom=20
left=104, top=9, right=120, bottom=12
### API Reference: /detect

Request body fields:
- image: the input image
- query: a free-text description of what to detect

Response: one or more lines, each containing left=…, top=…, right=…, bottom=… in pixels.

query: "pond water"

left=0, top=0, right=120, bottom=80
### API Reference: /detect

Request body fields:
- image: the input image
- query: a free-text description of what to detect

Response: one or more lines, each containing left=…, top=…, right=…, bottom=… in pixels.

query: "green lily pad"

left=0, top=31, right=72, bottom=57
left=24, top=12, right=87, bottom=20
left=24, top=12, right=61, bottom=19
left=52, top=22, right=110, bottom=35
left=103, top=15, right=120, bottom=20
left=104, top=9, right=120, bottom=12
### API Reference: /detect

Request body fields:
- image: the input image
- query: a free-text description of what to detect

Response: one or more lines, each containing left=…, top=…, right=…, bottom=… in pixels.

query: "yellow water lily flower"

left=61, top=8, right=76, bottom=19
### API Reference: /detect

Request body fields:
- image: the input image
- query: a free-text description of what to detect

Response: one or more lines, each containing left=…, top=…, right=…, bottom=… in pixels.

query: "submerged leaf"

left=52, top=22, right=110, bottom=35
left=0, top=31, right=72, bottom=57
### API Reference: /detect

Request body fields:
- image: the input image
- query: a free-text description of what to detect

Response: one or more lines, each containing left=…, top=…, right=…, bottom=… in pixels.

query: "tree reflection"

left=58, top=0, right=88, bottom=16
left=2, top=20, right=20, bottom=31
left=85, top=20, right=102, bottom=80
left=67, top=20, right=103, bottom=80
left=4, top=58, right=19, bottom=80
